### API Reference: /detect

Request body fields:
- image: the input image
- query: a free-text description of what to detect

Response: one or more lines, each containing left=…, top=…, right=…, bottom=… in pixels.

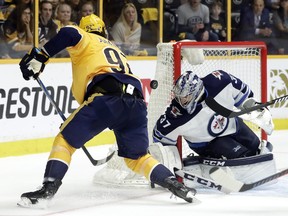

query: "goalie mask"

left=173, top=71, right=204, bottom=114
left=79, top=14, right=108, bottom=38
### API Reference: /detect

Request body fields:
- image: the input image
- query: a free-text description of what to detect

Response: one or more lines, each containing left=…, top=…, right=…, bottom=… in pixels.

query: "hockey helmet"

left=79, top=14, right=108, bottom=38
left=173, top=71, right=204, bottom=114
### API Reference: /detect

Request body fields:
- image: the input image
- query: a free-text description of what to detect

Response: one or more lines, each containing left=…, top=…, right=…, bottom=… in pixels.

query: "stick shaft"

left=35, top=77, right=114, bottom=166
left=205, top=94, right=288, bottom=118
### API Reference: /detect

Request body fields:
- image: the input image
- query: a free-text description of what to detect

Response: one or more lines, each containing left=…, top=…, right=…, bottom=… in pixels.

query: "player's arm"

left=42, top=26, right=82, bottom=57
left=19, top=26, right=82, bottom=80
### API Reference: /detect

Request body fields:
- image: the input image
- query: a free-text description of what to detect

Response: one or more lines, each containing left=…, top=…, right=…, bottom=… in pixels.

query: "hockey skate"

left=17, top=179, right=62, bottom=208
left=164, top=177, right=196, bottom=203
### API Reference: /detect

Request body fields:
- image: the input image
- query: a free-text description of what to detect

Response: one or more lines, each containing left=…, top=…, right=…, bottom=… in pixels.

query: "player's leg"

left=19, top=94, right=113, bottom=206
left=113, top=95, right=195, bottom=202
left=19, top=133, right=73, bottom=206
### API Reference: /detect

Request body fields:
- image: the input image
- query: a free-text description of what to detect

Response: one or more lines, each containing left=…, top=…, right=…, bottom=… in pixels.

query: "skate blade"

left=17, top=197, right=51, bottom=209
left=169, top=191, right=198, bottom=204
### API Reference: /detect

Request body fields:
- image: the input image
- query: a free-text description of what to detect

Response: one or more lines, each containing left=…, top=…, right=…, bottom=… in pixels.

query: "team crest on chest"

left=207, top=114, right=229, bottom=136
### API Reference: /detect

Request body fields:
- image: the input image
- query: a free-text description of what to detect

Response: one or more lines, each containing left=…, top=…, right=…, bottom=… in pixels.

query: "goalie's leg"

left=192, top=118, right=261, bottom=159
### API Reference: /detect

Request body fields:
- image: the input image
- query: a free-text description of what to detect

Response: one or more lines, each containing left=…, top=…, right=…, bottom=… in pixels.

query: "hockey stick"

left=205, top=95, right=288, bottom=118
left=174, top=167, right=231, bottom=194
left=209, top=167, right=288, bottom=192
left=35, top=77, right=115, bottom=166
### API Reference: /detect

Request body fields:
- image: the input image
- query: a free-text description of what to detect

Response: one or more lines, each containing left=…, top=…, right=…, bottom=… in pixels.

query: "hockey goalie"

left=151, top=66, right=276, bottom=191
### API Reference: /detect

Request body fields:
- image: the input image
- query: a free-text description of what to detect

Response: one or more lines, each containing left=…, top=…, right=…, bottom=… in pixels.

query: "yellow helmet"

left=79, top=14, right=108, bottom=38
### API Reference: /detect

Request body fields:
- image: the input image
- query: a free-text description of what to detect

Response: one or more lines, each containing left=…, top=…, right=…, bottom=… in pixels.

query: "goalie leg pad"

left=259, top=140, right=273, bottom=154
left=183, top=153, right=276, bottom=185
left=149, top=143, right=182, bottom=172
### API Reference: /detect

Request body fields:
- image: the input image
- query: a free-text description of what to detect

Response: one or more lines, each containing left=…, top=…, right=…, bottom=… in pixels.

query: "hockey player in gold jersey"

left=18, top=14, right=196, bottom=207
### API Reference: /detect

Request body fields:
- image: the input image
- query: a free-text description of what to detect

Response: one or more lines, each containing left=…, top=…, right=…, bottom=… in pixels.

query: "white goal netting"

left=93, top=41, right=267, bottom=186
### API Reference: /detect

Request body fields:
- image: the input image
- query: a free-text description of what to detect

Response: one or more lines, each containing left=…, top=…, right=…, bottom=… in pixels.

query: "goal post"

left=93, top=41, right=268, bottom=186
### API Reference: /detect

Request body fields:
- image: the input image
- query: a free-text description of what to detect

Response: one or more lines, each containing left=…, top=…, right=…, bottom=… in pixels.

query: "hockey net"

left=93, top=41, right=267, bottom=186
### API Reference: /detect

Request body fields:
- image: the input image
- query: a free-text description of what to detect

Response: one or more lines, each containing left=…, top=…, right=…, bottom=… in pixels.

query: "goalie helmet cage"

left=93, top=41, right=267, bottom=186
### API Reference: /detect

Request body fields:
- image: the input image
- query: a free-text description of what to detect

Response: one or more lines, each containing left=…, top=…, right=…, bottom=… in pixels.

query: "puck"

left=150, top=80, right=158, bottom=89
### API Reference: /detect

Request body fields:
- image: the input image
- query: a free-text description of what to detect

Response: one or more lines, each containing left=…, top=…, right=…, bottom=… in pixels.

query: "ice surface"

left=1, top=130, right=288, bottom=216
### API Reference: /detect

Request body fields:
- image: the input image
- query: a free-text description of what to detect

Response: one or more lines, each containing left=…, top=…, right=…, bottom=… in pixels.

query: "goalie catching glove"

left=239, top=98, right=274, bottom=135
left=19, top=47, right=50, bottom=81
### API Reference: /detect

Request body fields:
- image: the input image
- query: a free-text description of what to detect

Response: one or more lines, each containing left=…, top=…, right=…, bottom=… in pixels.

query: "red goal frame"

left=172, top=41, right=268, bottom=158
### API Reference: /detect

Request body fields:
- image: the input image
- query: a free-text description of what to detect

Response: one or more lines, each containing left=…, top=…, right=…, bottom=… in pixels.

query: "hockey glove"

left=240, top=98, right=274, bottom=135
left=19, top=47, right=50, bottom=81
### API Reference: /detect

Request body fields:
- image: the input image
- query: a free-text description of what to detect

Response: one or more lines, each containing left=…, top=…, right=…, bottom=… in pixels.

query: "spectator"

left=39, top=0, right=58, bottom=47
left=46, top=0, right=61, bottom=19
left=111, top=3, right=147, bottom=56
left=2, top=3, right=33, bottom=58
left=54, top=2, right=77, bottom=57
left=176, top=0, right=219, bottom=41
left=238, top=0, right=283, bottom=54
left=76, top=0, right=95, bottom=25
left=210, top=0, right=226, bottom=41
left=54, top=2, right=77, bottom=31
left=0, top=25, right=11, bottom=58
left=273, top=0, right=288, bottom=54
left=0, top=0, right=16, bottom=24
left=1, top=0, right=32, bottom=24
left=265, top=0, right=281, bottom=10
left=66, top=0, right=81, bottom=23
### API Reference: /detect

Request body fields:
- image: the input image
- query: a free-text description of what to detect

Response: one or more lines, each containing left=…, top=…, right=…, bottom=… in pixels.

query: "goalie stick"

left=174, top=167, right=231, bottom=194
left=36, top=77, right=115, bottom=166
left=205, top=94, right=288, bottom=118
left=209, top=166, right=288, bottom=192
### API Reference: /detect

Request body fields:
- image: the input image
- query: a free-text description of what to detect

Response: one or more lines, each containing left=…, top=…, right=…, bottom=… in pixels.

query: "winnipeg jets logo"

left=170, top=106, right=182, bottom=117
left=212, top=71, right=223, bottom=80
left=208, top=114, right=229, bottom=136
left=213, top=115, right=225, bottom=129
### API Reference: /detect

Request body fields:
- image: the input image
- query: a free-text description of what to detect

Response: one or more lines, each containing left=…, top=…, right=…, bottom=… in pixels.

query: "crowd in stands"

left=0, top=0, right=98, bottom=58
left=0, top=0, right=288, bottom=58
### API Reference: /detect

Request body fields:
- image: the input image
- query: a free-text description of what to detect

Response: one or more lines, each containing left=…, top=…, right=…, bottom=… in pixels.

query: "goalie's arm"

left=205, top=96, right=275, bottom=135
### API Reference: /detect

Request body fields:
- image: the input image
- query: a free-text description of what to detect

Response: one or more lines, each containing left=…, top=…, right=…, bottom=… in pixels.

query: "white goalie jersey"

left=153, top=70, right=255, bottom=147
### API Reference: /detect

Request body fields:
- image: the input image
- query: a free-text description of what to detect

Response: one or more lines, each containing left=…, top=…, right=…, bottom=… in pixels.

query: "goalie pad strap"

left=183, top=153, right=273, bottom=167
